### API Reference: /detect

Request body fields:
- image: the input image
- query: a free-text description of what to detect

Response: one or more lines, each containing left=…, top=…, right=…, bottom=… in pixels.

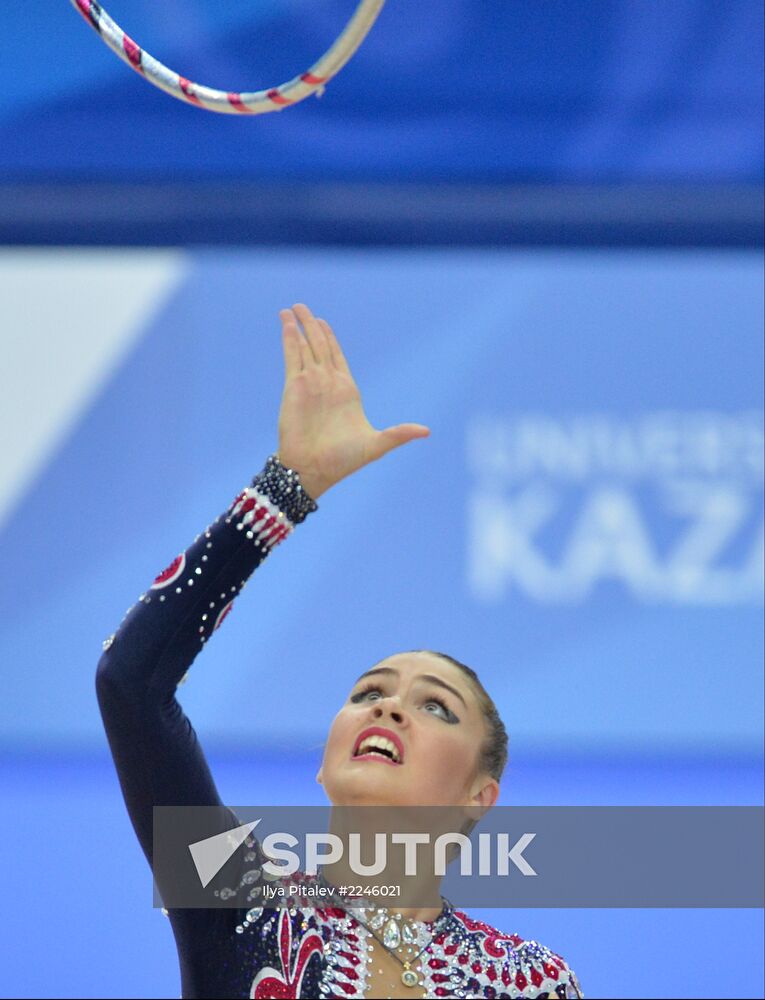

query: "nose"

left=371, top=695, right=406, bottom=726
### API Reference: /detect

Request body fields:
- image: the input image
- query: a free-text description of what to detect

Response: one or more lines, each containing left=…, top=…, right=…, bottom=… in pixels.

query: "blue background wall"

left=1, top=246, right=762, bottom=754
left=0, top=2, right=762, bottom=998
left=1, top=0, right=762, bottom=181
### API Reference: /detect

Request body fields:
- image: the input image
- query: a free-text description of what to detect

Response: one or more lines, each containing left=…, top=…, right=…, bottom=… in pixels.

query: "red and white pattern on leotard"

left=317, top=905, right=582, bottom=999
left=150, top=553, right=186, bottom=589
left=424, top=908, right=582, bottom=998
left=213, top=600, right=235, bottom=632
left=229, top=488, right=292, bottom=549
left=252, top=894, right=583, bottom=998
left=250, top=909, right=323, bottom=999
left=238, top=870, right=583, bottom=999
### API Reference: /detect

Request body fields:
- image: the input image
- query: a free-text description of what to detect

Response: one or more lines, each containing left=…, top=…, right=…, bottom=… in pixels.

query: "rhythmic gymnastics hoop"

left=69, top=0, right=386, bottom=115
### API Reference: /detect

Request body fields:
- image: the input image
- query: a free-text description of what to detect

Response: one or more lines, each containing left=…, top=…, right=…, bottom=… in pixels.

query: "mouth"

left=352, top=726, right=404, bottom=766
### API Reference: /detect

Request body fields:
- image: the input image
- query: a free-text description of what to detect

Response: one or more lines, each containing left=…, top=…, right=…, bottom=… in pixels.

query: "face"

left=316, top=652, right=499, bottom=809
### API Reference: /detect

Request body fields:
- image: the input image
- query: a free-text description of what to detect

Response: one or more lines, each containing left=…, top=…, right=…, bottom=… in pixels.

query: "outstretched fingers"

left=292, top=303, right=332, bottom=366
left=317, top=318, right=353, bottom=377
left=280, top=308, right=308, bottom=376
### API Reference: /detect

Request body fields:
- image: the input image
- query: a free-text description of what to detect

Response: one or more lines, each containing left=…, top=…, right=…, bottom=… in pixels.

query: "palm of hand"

left=276, top=304, right=429, bottom=500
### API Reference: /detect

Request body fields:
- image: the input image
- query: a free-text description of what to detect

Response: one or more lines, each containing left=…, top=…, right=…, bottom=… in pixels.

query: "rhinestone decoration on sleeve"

left=228, top=487, right=292, bottom=550
left=251, top=453, right=319, bottom=526
left=101, top=454, right=318, bottom=655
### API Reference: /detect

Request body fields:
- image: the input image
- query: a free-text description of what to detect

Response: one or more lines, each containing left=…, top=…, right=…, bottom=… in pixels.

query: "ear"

left=316, top=765, right=323, bottom=786
left=470, top=776, right=499, bottom=811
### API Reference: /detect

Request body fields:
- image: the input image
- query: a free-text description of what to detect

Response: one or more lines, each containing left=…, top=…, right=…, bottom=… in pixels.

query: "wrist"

left=293, top=472, right=328, bottom=501
left=274, top=453, right=330, bottom=501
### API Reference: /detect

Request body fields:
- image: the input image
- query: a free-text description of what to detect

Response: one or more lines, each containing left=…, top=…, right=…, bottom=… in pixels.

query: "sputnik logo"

left=188, top=819, right=261, bottom=888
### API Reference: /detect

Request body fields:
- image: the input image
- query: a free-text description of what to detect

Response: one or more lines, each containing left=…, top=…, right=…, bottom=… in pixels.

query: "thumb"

left=372, top=423, right=431, bottom=460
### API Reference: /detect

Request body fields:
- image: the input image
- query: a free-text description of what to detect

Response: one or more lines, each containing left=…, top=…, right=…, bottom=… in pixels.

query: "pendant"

left=401, top=965, right=419, bottom=988
left=383, top=918, right=401, bottom=950
left=401, top=921, right=417, bottom=945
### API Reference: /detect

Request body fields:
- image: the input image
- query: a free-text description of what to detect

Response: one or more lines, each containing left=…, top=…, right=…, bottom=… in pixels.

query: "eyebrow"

left=354, top=666, right=467, bottom=708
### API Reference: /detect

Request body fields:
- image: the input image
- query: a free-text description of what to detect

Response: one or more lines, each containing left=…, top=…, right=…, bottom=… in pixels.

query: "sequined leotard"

left=96, top=456, right=584, bottom=999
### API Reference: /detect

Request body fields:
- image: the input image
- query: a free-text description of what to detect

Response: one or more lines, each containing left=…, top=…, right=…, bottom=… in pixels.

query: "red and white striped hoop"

left=70, top=0, right=386, bottom=115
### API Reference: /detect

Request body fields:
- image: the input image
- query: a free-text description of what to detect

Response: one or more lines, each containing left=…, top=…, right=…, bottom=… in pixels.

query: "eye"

left=422, top=696, right=459, bottom=724
left=350, top=684, right=383, bottom=703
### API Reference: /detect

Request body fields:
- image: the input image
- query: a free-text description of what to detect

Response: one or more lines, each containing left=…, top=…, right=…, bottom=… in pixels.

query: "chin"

left=326, top=772, right=409, bottom=807
left=330, top=788, right=400, bottom=807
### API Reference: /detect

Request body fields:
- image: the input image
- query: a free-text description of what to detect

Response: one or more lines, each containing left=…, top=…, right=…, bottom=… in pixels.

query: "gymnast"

left=96, top=302, right=583, bottom=999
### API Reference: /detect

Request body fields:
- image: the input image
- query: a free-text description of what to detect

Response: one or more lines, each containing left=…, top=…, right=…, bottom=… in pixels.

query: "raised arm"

left=95, top=302, right=429, bottom=868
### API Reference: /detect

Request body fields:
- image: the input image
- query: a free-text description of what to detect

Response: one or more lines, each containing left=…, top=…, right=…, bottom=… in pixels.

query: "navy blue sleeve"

left=95, top=460, right=316, bottom=871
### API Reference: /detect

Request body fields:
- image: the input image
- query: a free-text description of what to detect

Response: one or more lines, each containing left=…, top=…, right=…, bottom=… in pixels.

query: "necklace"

left=351, top=901, right=455, bottom=990
left=315, top=871, right=452, bottom=990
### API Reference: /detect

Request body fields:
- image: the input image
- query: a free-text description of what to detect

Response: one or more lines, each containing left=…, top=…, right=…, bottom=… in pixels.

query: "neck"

left=318, top=805, right=448, bottom=922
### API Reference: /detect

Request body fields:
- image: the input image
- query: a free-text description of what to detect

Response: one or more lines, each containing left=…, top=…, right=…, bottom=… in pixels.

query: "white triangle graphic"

left=188, top=819, right=261, bottom=888
left=0, top=248, right=187, bottom=529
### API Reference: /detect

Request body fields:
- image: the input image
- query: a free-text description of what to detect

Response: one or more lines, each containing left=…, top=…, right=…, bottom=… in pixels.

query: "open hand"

left=276, top=303, right=430, bottom=500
